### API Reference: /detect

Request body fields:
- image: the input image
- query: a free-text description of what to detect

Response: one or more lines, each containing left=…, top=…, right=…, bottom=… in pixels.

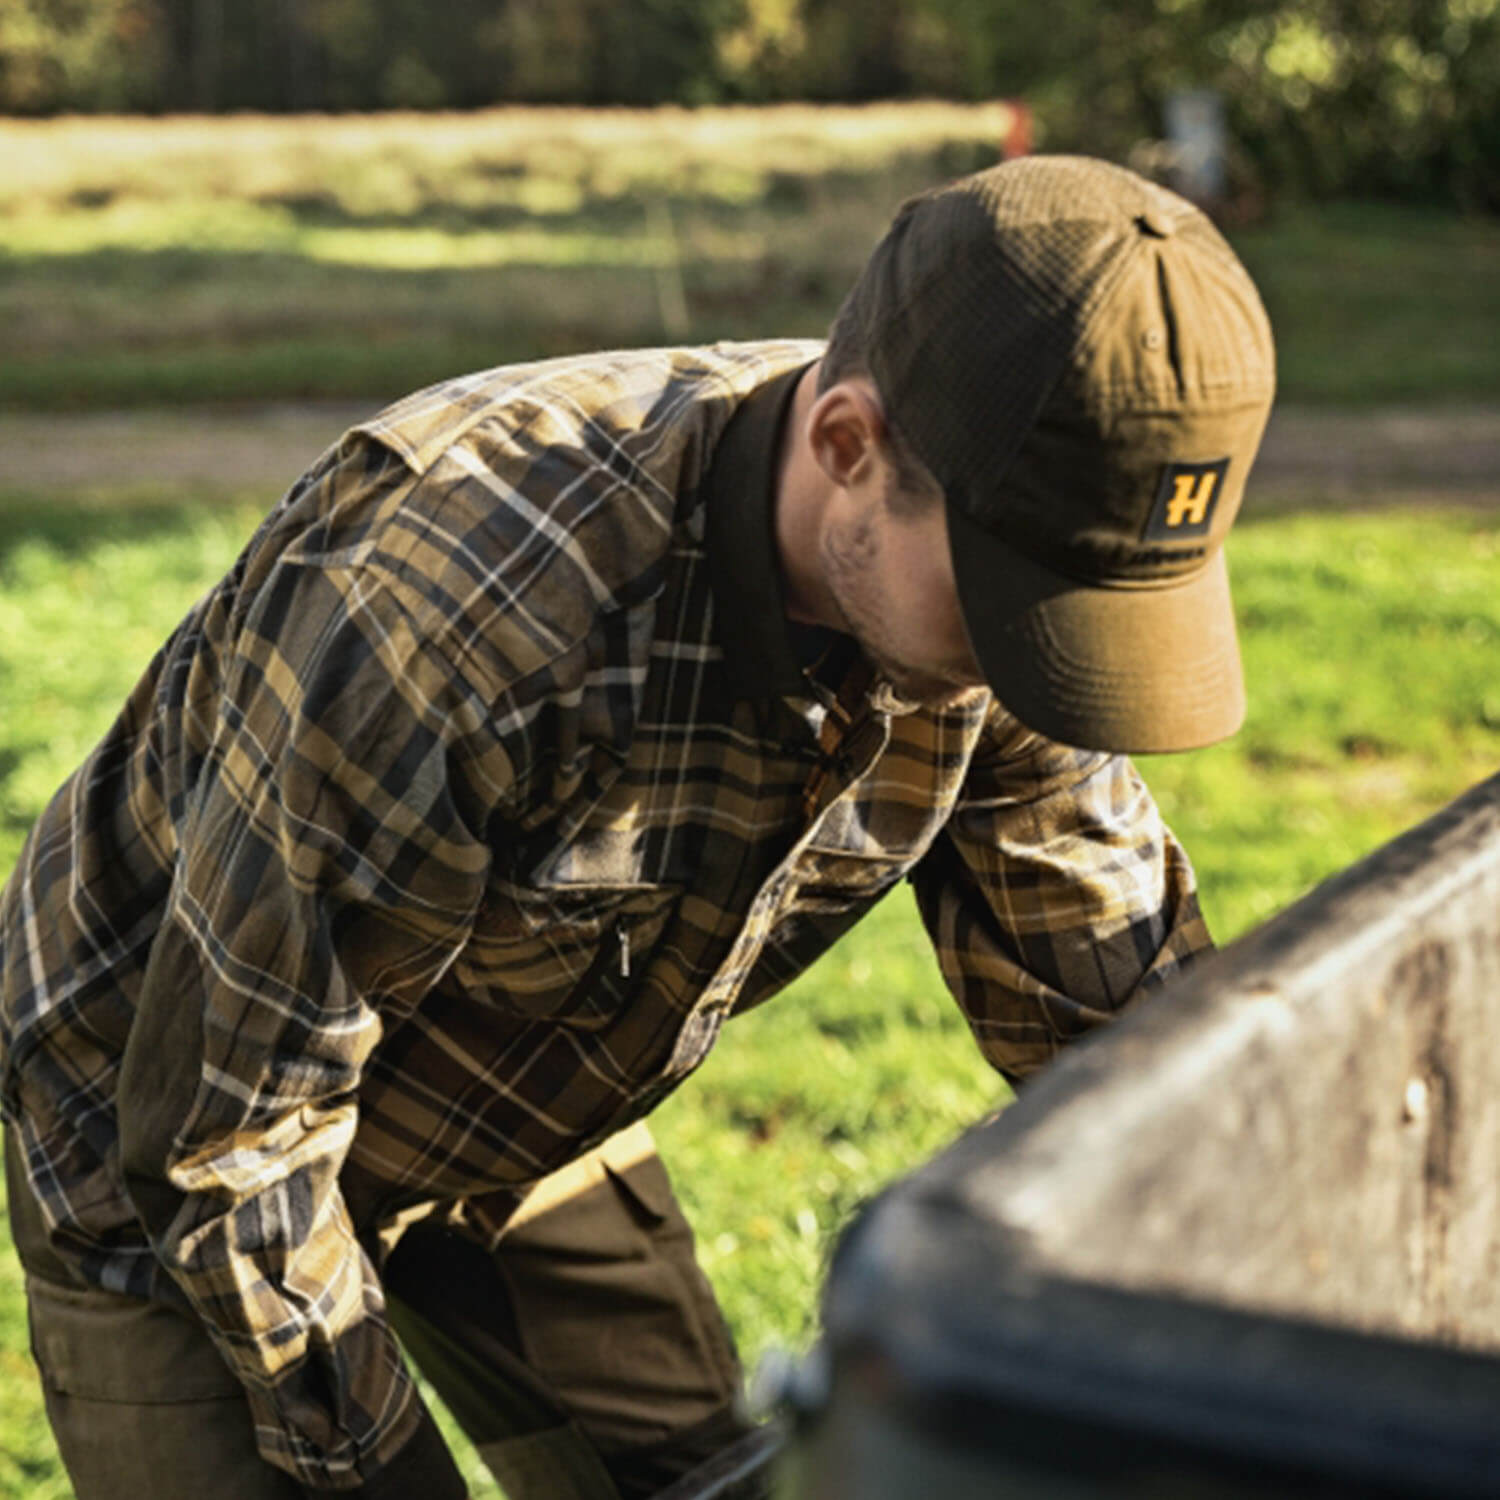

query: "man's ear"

left=806, top=379, right=888, bottom=491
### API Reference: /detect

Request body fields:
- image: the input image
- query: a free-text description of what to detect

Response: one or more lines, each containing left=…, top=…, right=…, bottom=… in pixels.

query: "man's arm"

left=116, top=442, right=511, bottom=1496
left=909, top=700, right=1211, bottom=1087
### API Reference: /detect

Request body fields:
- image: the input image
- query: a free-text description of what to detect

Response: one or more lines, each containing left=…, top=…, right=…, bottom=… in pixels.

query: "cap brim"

left=948, top=502, right=1245, bottom=753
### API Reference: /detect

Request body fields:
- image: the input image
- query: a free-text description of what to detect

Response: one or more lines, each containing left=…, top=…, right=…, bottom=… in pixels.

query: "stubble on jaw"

left=820, top=513, right=986, bottom=711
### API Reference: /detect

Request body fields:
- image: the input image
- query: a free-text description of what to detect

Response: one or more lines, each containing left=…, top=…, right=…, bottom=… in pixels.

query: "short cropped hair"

left=821, top=292, right=943, bottom=518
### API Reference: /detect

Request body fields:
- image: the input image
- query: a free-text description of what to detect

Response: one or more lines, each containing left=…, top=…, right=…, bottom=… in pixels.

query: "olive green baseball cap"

left=845, top=155, right=1276, bottom=752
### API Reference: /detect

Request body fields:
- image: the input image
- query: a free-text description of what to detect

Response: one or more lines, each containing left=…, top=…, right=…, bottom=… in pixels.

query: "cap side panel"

left=870, top=195, right=1146, bottom=505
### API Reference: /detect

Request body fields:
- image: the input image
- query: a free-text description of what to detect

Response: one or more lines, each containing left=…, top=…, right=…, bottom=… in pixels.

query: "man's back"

left=1, top=340, right=820, bottom=1261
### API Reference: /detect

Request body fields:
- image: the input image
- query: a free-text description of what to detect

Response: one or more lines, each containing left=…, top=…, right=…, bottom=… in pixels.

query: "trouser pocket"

left=24, top=1272, right=299, bottom=1500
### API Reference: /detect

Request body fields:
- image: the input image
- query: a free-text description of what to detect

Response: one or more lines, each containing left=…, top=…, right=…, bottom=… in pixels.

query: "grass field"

left=4, top=107, right=1500, bottom=410
left=1, top=104, right=1499, bottom=1498
left=2, top=483, right=1497, bottom=1496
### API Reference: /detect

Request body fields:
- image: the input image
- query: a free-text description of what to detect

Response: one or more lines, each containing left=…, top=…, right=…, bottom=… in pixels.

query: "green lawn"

left=0, top=106, right=1000, bottom=411
left=2, top=100, right=1498, bottom=1500
left=1230, top=202, right=1500, bottom=406
left=1, top=484, right=1497, bottom=1496
left=3, top=108, right=1500, bottom=411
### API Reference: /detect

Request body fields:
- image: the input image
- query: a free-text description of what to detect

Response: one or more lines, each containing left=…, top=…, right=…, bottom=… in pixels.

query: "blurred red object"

left=1000, top=100, right=1032, bottom=159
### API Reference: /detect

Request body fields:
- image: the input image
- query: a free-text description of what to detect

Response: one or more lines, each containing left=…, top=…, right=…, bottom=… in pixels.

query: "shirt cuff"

left=300, top=1404, right=467, bottom=1500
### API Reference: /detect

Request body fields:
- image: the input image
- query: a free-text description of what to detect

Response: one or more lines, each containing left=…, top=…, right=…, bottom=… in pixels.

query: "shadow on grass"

left=0, top=489, right=230, bottom=565
left=242, top=143, right=998, bottom=231
left=0, top=243, right=839, bottom=410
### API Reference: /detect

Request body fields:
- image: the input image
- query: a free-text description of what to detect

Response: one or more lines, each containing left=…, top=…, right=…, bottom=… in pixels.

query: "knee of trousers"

left=385, top=1123, right=753, bottom=1496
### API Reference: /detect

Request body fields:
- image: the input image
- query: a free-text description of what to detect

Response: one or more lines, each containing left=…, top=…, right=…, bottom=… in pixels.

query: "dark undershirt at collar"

left=702, top=361, right=818, bottom=702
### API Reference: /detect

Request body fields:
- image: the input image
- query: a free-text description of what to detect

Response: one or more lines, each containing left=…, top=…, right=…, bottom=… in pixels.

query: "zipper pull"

left=618, top=925, right=631, bottom=980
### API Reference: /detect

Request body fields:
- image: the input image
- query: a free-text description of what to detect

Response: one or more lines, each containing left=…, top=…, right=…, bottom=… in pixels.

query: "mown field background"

left=2, top=107, right=1499, bottom=1498
left=6, top=106, right=1500, bottom=412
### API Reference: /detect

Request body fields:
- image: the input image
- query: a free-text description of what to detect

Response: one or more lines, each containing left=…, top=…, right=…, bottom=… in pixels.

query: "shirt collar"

left=704, top=361, right=817, bottom=702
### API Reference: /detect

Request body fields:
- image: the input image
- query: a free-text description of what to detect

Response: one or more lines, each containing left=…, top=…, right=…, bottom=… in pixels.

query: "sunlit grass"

left=2, top=101, right=1499, bottom=1487
left=5, top=107, right=1499, bottom=410
left=1141, top=508, right=1500, bottom=937
left=1, top=200, right=737, bottom=269
left=0, top=105, right=1019, bottom=214
left=0, top=106, right=1006, bottom=410
left=2, top=494, right=1496, bottom=1479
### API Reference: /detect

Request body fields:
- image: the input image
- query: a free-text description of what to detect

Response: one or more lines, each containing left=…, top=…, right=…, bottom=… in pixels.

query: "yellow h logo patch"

left=1166, top=470, right=1220, bottom=527
left=1144, top=458, right=1231, bottom=541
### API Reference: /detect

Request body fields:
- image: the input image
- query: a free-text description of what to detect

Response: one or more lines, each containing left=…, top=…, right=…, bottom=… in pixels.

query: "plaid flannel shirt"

left=0, top=341, right=1210, bottom=1491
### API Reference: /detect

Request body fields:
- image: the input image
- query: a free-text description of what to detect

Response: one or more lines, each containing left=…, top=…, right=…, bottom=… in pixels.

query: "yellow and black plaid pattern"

left=0, top=341, right=1210, bottom=1489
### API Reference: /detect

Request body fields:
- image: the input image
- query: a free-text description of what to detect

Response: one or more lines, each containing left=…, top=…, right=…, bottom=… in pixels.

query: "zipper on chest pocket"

left=574, top=919, right=632, bottom=998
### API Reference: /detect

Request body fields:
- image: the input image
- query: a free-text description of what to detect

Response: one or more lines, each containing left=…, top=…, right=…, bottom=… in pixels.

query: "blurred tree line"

left=2, top=0, right=1497, bottom=208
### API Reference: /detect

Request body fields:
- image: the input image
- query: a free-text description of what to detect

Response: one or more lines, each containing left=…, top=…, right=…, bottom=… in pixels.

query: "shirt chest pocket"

left=454, top=883, right=681, bottom=1028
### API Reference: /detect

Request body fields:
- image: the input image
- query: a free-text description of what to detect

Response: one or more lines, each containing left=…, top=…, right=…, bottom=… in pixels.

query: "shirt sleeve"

left=116, top=442, right=511, bottom=1494
left=909, top=701, right=1213, bottom=1086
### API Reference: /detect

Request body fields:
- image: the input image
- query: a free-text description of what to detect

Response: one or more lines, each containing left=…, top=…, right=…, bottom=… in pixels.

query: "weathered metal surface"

left=892, top=766, right=1500, bottom=1348
left=781, top=769, right=1500, bottom=1498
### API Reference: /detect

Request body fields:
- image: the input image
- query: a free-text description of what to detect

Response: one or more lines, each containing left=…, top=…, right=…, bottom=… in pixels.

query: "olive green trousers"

left=6, top=1124, right=749, bottom=1499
